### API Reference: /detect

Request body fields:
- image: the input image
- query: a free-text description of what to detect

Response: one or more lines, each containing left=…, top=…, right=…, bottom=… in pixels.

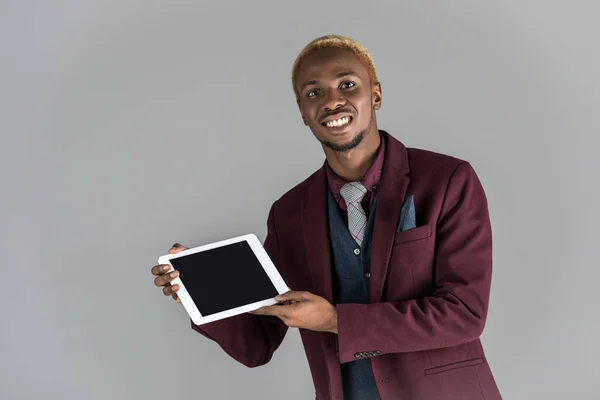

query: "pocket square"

left=397, top=195, right=417, bottom=232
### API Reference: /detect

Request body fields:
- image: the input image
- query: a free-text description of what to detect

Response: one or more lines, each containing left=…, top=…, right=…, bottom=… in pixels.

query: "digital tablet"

left=157, top=234, right=288, bottom=325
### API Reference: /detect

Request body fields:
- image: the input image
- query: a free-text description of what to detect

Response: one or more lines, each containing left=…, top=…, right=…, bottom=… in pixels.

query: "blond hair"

left=291, top=34, right=378, bottom=102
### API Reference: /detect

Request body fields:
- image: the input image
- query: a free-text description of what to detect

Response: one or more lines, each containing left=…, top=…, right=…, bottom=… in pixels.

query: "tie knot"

left=339, top=182, right=367, bottom=205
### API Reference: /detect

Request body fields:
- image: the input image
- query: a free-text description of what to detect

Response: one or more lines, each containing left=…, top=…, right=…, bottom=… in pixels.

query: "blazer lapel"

left=302, top=166, right=334, bottom=304
left=369, top=132, right=411, bottom=302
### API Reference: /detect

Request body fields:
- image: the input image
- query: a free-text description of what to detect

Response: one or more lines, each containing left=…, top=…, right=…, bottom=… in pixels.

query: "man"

left=151, top=34, right=502, bottom=399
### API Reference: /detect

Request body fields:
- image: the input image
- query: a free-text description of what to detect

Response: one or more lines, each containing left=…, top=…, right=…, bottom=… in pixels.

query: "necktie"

left=339, top=182, right=368, bottom=246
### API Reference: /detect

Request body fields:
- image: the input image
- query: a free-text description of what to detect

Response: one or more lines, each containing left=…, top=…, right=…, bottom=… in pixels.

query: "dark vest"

left=327, top=189, right=381, bottom=400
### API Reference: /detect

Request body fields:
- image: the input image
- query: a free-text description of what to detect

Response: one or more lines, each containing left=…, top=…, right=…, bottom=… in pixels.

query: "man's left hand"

left=250, top=291, right=338, bottom=334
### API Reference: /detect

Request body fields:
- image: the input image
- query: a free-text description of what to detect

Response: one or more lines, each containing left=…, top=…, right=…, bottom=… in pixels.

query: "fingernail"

left=170, top=271, right=177, bottom=277
left=163, top=265, right=170, bottom=271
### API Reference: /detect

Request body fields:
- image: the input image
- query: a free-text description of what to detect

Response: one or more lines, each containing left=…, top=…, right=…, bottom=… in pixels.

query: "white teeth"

left=326, top=117, right=350, bottom=128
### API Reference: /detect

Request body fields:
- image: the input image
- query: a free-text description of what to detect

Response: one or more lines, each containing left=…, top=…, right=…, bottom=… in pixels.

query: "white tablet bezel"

left=157, top=233, right=288, bottom=326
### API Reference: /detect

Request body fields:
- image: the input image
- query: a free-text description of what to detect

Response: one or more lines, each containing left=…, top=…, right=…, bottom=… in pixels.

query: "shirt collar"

left=325, top=131, right=386, bottom=197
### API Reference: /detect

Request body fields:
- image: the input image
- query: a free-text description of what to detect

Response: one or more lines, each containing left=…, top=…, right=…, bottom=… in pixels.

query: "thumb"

left=169, top=243, right=188, bottom=254
left=276, top=290, right=310, bottom=302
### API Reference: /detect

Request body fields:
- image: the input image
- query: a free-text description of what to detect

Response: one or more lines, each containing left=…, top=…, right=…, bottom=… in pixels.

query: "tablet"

left=157, top=234, right=288, bottom=326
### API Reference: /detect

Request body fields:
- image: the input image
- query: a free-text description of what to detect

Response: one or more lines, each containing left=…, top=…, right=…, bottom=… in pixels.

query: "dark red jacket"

left=193, top=131, right=502, bottom=400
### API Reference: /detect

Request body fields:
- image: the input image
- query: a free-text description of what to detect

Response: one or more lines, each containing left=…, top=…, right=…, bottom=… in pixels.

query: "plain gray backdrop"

left=1, top=1, right=598, bottom=399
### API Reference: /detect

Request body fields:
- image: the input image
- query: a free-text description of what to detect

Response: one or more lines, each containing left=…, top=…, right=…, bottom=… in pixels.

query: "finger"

left=250, top=305, right=285, bottom=317
left=168, top=243, right=188, bottom=254
left=151, top=264, right=172, bottom=276
left=162, top=283, right=180, bottom=296
left=154, top=270, right=179, bottom=287
left=172, top=293, right=181, bottom=303
left=275, top=290, right=311, bottom=302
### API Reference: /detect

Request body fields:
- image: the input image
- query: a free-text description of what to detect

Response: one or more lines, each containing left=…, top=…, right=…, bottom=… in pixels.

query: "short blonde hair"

left=291, top=34, right=379, bottom=102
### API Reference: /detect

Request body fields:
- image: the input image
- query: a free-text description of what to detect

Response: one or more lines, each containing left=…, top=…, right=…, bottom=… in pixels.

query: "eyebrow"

left=335, top=71, right=359, bottom=79
left=300, top=71, right=360, bottom=92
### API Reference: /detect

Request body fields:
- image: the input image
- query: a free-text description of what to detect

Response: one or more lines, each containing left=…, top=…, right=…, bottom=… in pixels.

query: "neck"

left=324, top=128, right=381, bottom=182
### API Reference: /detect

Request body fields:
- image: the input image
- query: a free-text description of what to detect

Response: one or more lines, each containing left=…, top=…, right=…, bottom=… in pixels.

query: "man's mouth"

left=321, top=114, right=353, bottom=129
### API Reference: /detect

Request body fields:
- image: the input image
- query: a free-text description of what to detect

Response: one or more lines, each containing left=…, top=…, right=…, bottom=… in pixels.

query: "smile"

left=321, top=115, right=353, bottom=129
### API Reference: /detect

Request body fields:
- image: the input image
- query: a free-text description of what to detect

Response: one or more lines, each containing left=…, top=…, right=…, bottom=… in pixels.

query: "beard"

left=318, top=115, right=373, bottom=152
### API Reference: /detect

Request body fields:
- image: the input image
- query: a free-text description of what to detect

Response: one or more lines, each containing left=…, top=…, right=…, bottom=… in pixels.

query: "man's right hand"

left=151, top=243, right=188, bottom=303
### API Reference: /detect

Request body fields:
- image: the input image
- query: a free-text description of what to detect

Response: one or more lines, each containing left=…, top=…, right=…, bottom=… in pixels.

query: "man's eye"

left=340, top=81, right=356, bottom=89
left=307, top=90, right=318, bottom=97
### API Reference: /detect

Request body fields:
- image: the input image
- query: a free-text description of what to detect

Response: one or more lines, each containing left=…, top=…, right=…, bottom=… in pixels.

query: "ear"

left=372, top=81, right=382, bottom=110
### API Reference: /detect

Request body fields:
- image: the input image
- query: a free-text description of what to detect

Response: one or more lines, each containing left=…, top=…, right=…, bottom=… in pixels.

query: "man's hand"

left=151, top=243, right=188, bottom=303
left=250, top=291, right=338, bottom=334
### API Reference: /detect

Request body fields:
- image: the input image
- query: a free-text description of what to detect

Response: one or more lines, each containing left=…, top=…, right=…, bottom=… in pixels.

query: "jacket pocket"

left=424, top=357, right=484, bottom=375
left=393, top=224, right=431, bottom=245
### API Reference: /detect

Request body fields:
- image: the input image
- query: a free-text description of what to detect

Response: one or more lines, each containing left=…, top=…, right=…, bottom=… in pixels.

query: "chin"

left=320, top=130, right=365, bottom=152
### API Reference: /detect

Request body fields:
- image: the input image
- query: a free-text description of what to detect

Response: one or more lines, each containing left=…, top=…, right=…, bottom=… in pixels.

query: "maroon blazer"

left=192, top=131, right=502, bottom=400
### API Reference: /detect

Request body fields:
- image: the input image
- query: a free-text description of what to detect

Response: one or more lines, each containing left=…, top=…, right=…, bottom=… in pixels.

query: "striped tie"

left=340, top=182, right=368, bottom=246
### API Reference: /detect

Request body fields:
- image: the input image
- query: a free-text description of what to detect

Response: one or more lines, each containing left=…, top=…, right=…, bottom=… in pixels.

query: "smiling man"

left=152, top=35, right=502, bottom=399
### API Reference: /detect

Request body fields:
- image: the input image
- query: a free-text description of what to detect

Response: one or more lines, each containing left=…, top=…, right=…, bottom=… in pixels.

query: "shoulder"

left=405, top=146, right=481, bottom=184
left=382, top=131, right=476, bottom=184
left=407, top=147, right=466, bottom=173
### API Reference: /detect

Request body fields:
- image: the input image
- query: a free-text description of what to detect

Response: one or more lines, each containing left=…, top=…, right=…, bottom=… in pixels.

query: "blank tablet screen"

left=170, top=241, right=279, bottom=316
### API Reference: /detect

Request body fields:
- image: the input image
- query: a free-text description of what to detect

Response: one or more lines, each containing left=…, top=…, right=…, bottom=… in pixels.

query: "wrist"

left=329, top=306, right=338, bottom=334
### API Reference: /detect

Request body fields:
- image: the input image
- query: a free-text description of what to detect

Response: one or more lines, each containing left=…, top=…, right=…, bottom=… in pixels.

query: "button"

left=354, top=248, right=361, bottom=255
left=364, top=272, right=371, bottom=278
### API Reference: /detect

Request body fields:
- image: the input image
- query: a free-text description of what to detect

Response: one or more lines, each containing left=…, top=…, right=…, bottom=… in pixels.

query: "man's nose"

left=323, top=90, right=345, bottom=111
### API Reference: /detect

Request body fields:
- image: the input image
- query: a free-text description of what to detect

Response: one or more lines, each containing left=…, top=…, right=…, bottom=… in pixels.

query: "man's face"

left=295, top=47, right=382, bottom=152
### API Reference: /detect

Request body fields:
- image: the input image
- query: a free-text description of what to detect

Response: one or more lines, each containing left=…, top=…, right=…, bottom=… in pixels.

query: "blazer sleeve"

left=335, top=161, right=493, bottom=364
left=190, top=201, right=289, bottom=368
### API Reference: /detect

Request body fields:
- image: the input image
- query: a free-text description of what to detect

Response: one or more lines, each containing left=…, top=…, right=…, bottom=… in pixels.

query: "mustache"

left=319, top=108, right=355, bottom=123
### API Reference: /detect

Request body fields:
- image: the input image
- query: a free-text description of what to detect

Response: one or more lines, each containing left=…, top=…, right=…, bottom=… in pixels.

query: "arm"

left=336, top=162, right=493, bottom=363
left=191, top=202, right=289, bottom=368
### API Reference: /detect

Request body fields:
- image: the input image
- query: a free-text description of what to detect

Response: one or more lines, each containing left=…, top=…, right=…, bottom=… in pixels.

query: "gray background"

left=1, top=1, right=598, bottom=399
